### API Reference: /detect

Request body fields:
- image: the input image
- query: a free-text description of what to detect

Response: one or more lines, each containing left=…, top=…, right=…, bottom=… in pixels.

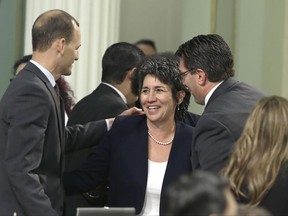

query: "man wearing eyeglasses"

left=175, top=34, right=266, bottom=174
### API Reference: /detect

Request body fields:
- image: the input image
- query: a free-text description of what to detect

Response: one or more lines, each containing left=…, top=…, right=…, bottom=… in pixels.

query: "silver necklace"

left=148, top=130, right=173, bottom=146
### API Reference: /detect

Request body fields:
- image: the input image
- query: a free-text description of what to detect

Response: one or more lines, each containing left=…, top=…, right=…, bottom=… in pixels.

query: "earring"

left=177, top=105, right=180, bottom=110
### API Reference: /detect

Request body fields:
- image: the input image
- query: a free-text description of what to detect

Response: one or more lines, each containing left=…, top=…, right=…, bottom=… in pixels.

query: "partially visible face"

left=179, top=58, right=202, bottom=104
left=140, top=75, right=177, bottom=124
left=16, top=63, right=26, bottom=75
left=126, top=83, right=139, bottom=107
left=136, top=44, right=156, bottom=56
left=61, top=20, right=81, bottom=76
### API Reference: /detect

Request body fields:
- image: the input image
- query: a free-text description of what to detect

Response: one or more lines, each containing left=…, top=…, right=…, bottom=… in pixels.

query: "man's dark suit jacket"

left=64, top=115, right=193, bottom=215
left=192, top=78, right=266, bottom=173
left=65, top=83, right=129, bottom=215
left=0, top=62, right=107, bottom=216
left=67, top=83, right=128, bottom=125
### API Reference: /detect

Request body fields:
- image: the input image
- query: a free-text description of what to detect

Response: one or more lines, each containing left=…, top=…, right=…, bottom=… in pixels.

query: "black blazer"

left=65, top=83, right=129, bottom=215
left=192, top=78, right=266, bottom=173
left=0, top=62, right=107, bottom=216
left=64, top=115, right=193, bottom=215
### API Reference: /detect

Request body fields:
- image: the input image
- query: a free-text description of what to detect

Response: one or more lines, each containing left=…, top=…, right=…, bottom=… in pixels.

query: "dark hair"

left=137, top=53, right=190, bottom=121
left=12, top=54, right=75, bottom=115
left=13, top=54, right=32, bottom=76
left=32, top=9, right=79, bottom=51
left=56, top=76, right=75, bottom=115
left=134, top=39, right=157, bottom=52
left=163, top=171, right=229, bottom=216
left=101, top=42, right=144, bottom=90
left=175, top=34, right=234, bottom=82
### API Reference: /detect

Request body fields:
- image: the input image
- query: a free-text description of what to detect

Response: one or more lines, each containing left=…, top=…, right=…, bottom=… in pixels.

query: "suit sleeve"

left=63, top=129, right=111, bottom=195
left=192, top=117, right=234, bottom=173
left=3, top=83, right=58, bottom=216
left=64, top=120, right=108, bottom=153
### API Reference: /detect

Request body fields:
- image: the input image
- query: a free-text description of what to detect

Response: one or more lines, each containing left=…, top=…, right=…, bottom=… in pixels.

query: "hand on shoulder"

left=107, top=107, right=145, bottom=129
left=120, top=107, right=145, bottom=116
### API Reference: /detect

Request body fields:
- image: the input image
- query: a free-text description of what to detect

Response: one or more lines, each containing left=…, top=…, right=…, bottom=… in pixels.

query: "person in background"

left=12, top=54, right=33, bottom=75
left=0, top=9, right=141, bottom=216
left=12, top=54, right=75, bottom=121
left=221, top=96, right=288, bottom=216
left=67, top=42, right=144, bottom=125
left=163, top=170, right=238, bottom=216
left=64, top=54, right=194, bottom=216
left=64, top=42, right=144, bottom=215
left=135, top=39, right=157, bottom=56
left=175, top=34, right=266, bottom=173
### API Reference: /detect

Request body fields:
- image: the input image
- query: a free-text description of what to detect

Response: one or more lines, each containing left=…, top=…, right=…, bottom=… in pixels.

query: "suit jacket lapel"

left=134, top=120, right=149, bottom=186
left=26, top=62, right=65, bottom=157
left=162, top=122, right=184, bottom=187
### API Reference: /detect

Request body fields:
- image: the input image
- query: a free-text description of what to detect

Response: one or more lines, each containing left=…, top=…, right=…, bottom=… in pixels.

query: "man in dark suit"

left=67, top=42, right=144, bottom=125
left=0, top=9, right=141, bottom=216
left=64, top=42, right=144, bottom=215
left=175, top=34, right=266, bottom=173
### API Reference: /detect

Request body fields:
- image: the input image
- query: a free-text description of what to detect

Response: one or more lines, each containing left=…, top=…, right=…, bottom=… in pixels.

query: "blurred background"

left=1, top=0, right=287, bottom=114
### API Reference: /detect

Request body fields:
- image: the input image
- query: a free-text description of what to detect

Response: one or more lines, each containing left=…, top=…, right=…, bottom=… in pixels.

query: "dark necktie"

left=54, top=84, right=60, bottom=100
left=54, top=84, right=65, bottom=126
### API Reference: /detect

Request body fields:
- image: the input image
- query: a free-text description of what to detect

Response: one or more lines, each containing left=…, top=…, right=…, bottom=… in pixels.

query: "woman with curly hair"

left=64, top=54, right=194, bottom=216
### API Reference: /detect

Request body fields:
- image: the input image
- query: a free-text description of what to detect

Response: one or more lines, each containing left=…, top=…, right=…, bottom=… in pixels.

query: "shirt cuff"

left=105, top=119, right=111, bottom=131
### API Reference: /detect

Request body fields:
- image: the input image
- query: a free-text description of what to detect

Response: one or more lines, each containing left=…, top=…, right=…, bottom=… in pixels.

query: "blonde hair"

left=221, top=96, right=288, bottom=206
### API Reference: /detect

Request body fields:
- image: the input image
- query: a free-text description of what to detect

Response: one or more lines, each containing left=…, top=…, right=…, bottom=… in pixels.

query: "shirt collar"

left=30, top=60, right=56, bottom=87
left=102, top=82, right=127, bottom=104
left=204, top=81, right=223, bottom=107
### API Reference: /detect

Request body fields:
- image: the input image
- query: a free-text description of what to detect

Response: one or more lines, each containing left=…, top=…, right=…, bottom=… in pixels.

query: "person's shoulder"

left=225, top=78, right=266, bottom=96
left=177, top=120, right=194, bottom=132
left=113, top=114, right=146, bottom=128
left=183, top=112, right=201, bottom=127
left=91, top=84, right=126, bottom=103
left=109, top=114, right=146, bottom=134
left=210, top=80, right=265, bottom=108
left=12, top=70, right=48, bottom=93
left=71, top=85, right=113, bottom=107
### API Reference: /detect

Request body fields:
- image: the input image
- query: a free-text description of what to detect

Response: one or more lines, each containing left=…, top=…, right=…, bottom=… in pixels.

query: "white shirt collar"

left=204, top=81, right=223, bottom=107
left=30, top=60, right=56, bottom=87
left=102, top=82, right=127, bottom=104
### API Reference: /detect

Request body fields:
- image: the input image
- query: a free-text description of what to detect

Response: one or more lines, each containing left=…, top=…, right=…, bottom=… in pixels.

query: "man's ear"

left=196, top=69, right=207, bottom=86
left=55, top=38, right=66, bottom=54
left=127, top=67, right=137, bottom=79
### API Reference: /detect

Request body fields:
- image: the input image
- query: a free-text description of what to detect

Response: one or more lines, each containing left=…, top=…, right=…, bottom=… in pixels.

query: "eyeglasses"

left=176, top=68, right=196, bottom=79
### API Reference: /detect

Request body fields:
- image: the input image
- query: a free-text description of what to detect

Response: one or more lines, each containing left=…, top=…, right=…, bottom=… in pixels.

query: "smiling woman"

left=63, top=54, right=198, bottom=216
